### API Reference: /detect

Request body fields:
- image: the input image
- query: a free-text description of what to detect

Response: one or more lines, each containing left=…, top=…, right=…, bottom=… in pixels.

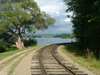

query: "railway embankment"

left=59, top=45, right=99, bottom=75
left=0, top=44, right=98, bottom=75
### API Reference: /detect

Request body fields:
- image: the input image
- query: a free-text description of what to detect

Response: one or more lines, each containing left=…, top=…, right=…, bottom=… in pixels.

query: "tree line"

left=64, top=0, right=100, bottom=59
left=0, top=0, right=55, bottom=52
left=61, top=33, right=72, bottom=38
left=22, top=33, right=73, bottom=38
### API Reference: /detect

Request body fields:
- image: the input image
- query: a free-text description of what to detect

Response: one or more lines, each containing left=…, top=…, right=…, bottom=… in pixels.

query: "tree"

left=64, top=0, right=100, bottom=58
left=61, top=33, right=71, bottom=38
left=0, top=0, right=55, bottom=49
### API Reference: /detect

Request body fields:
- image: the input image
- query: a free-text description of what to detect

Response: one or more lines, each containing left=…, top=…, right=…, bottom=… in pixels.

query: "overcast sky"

left=34, top=0, right=73, bottom=34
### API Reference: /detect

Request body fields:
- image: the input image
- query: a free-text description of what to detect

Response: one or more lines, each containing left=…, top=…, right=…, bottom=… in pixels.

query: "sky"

left=34, top=0, right=73, bottom=34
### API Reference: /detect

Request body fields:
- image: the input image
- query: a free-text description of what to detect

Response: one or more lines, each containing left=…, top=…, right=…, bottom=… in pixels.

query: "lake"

left=35, top=37, right=75, bottom=46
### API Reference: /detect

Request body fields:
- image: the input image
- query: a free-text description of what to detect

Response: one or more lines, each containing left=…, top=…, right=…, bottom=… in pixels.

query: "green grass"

left=8, top=49, right=36, bottom=75
left=61, top=44, right=100, bottom=75
left=0, top=45, right=39, bottom=60
left=0, top=45, right=46, bottom=75
left=8, top=55, right=24, bottom=75
left=0, top=47, right=37, bottom=69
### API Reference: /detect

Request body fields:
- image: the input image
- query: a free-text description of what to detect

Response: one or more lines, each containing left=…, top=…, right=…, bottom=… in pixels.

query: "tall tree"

left=64, top=0, right=100, bottom=58
left=0, top=0, right=55, bottom=49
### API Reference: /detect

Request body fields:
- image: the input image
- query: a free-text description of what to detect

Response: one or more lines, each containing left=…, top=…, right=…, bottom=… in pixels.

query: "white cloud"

left=40, top=5, right=59, bottom=13
left=63, top=12, right=73, bottom=16
left=64, top=18, right=71, bottom=22
left=35, top=0, right=66, bottom=13
left=34, top=0, right=73, bottom=34
left=55, top=11, right=60, bottom=15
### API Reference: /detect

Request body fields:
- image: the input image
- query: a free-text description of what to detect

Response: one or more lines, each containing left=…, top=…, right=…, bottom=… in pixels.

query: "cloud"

left=35, top=0, right=67, bottom=13
left=55, top=11, right=60, bottom=14
left=63, top=12, right=73, bottom=16
left=64, top=18, right=71, bottom=22
left=34, top=0, right=73, bottom=34
left=55, top=28, right=69, bottom=31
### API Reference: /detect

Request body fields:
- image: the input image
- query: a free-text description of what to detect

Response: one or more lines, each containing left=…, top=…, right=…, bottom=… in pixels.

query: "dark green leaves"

left=64, top=0, right=100, bottom=58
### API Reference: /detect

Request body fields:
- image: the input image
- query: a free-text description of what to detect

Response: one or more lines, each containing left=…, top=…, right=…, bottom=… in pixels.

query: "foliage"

left=61, top=33, right=71, bottom=38
left=64, top=0, right=100, bottom=59
left=0, top=45, right=38, bottom=60
left=0, top=32, right=18, bottom=53
left=53, top=34, right=61, bottom=37
left=24, top=38, right=37, bottom=47
left=62, top=45, right=100, bottom=75
left=0, top=32, right=15, bottom=45
left=0, top=42, right=7, bottom=52
left=0, top=0, right=55, bottom=49
left=0, top=42, right=18, bottom=53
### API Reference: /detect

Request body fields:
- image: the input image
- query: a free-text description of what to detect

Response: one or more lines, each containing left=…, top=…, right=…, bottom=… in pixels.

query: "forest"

left=64, top=0, right=100, bottom=59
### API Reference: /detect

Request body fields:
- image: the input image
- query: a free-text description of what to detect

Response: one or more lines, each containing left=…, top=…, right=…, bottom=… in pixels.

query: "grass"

left=0, top=47, right=38, bottom=69
left=8, top=49, right=35, bottom=75
left=0, top=45, right=40, bottom=60
left=8, top=55, right=25, bottom=75
left=0, top=45, right=46, bottom=75
left=61, top=44, right=100, bottom=75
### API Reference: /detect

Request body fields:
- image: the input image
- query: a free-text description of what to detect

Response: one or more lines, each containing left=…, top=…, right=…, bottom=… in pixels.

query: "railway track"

left=31, top=45, right=88, bottom=75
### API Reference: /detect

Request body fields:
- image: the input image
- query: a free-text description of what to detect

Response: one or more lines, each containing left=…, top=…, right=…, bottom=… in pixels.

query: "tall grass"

left=63, top=44, right=100, bottom=74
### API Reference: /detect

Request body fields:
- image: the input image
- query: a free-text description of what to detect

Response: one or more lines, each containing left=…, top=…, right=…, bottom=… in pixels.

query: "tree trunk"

left=16, top=36, right=25, bottom=49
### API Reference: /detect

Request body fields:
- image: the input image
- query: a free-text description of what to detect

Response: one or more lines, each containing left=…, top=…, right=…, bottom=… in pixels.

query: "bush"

left=0, top=42, right=18, bottom=53
left=0, top=43, right=7, bottom=53
left=6, top=47, right=18, bottom=52
left=0, top=38, right=37, bottom=53
left=24, top=38, right=37, bottom=47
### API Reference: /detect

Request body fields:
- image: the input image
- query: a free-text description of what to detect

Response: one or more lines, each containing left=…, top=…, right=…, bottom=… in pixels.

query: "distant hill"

left=53, top=34, right=61, bottom=37
left=32, top=34, right=61, bottom=37
left=22, top=33, right=73, bottom=38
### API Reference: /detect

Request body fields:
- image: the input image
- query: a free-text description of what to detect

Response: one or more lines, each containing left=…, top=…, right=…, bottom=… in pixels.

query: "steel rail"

left=51, top=46, right=78, bottom=75
left=39, top=47, right=48, bottom=75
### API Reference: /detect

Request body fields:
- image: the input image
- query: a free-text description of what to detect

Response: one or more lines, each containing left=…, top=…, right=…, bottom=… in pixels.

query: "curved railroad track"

left=31, top=45, right=88, bottom=75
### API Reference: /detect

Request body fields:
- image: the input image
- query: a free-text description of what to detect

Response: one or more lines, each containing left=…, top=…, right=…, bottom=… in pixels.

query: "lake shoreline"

left=35, top=37, right=75, bottom=46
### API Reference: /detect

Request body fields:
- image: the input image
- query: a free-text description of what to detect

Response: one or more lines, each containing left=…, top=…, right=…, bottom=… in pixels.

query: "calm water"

left=35, top=37, right=75, bottom=46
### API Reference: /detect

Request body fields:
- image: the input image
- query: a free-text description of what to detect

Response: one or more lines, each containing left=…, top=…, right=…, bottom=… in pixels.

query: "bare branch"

left=13, top=22, right=18, bottom=29
left=8, top=29, right=17, bottom=35
left=23, top=30, right=38, bottom=41
left=10, top=45, right=17, bottom=48
left=21, top=26, right=27, bottom=34
left=23, top=25, right=48, bottom=41
left=19, top=19, right=24, bottom=28
left=11, top=34, right=17, bottom=39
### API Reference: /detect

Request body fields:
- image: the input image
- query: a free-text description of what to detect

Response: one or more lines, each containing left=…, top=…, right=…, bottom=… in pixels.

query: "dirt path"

left=0, top=46, right=43, bottom=75
left=12, top=45, right=95, bottom=75
left=0, top=54, right=25, bottom=75
left=0, top=47, right=38, bottom=65
left=0, top=45, right=95, bottom=75
left=57, top=45, right=95, bottom=75
left=12, top=49, right=37, bottom=75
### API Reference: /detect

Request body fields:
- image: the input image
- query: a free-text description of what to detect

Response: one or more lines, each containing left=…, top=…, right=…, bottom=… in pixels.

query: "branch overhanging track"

left=31, top=45, right=88, bottom=75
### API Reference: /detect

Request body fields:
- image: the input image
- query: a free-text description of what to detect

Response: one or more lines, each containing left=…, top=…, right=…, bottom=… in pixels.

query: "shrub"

left=0, top=42, right=7, bottom=53
left=0, top=42, right=18, bottom=53
left=24, top=38, right=37, bottom=47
